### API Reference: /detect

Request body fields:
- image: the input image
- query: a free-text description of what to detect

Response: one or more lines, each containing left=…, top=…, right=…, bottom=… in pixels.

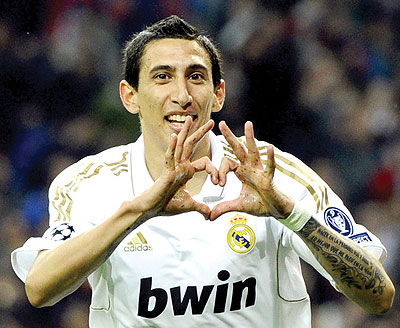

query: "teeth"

left=167, top=114, right=193, bottom=122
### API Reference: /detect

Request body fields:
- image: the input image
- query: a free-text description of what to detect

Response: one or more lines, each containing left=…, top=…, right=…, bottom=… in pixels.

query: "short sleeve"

left=11, top=160, right=95, bottom=282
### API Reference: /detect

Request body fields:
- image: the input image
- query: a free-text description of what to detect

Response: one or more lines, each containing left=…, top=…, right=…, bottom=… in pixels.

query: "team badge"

left=227, top=214, right=255, bottom=254
left=45, top=223, right=75, bottom=242
left=324, top=207, right=353, bottom=236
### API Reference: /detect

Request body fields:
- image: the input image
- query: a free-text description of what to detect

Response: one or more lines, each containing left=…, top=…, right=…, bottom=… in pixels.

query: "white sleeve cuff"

left=278, top=202, right=312, bottom=231
left=11, top=237, right=59, bottom=282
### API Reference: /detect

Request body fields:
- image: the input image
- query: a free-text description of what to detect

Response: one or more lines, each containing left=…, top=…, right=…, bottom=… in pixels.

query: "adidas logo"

left=124, top=232, right=153, bottom=252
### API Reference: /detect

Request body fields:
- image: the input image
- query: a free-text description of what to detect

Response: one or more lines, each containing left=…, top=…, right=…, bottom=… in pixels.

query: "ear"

left=212, top=79, right=226, bottom=113
left=120, top=80, right=140, bottom=114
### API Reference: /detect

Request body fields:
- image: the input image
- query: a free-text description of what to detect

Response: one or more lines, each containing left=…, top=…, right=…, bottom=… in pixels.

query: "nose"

left=171, top=79, right=193, bottom=108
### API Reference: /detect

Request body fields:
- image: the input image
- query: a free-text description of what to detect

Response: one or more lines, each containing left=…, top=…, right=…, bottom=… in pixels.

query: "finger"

left=165, top=134, right=178, bottom=170
left=209, top=199, right=241, bottom=221
left=175, top=116, right=193, bottom=161
left=219, top=121, right=247, bottom=163
left=192, top=157, right=219, bottom=184
left=265, top=145, right=276, bottom=177
left=218, top=157, right=239, bottom=186
left=181, top=119, right=214, bottom=160
left=191, top=200, right=211, bottom=220
left=245, top=121, right=262, bottom=168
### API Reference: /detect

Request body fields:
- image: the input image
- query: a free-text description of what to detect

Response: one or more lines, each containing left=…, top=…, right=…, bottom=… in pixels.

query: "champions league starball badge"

left=47, top=223, right=75, bottom=242
left=324, top=207, right=353, bottom=236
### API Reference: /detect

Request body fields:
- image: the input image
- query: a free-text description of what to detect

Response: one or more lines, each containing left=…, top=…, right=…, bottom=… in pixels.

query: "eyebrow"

left=149, top=63, right=209, bottom=75
left=149, top=65, right=174, bottom=74
left=187, top=64, right=208, bottom=72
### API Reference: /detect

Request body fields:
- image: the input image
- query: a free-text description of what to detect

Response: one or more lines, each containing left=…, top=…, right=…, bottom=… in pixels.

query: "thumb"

left=192, top=200, right=211, bottom=220
left=209, top=199, right=241, bottom=221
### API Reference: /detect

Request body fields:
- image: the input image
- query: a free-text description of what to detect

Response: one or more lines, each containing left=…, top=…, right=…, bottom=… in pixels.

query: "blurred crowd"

left=0, top=0, right=399, bottom=327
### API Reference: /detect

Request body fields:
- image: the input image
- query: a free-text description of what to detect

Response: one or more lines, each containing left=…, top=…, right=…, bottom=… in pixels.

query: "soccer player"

left=11, top=15, right=394, bottom=327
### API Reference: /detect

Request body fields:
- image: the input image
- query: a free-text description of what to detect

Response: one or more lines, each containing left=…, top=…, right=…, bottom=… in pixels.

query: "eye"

left=154, top=73, right=169, bottom=80
left=189, top=72, right=205, bottom=81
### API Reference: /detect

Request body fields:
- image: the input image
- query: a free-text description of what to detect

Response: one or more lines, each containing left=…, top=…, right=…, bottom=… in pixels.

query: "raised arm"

left=296, top=214, right=393, bottom=313
left=211, top=120, right=395, bottom=314
left=25, top=117, right=218, bottom=307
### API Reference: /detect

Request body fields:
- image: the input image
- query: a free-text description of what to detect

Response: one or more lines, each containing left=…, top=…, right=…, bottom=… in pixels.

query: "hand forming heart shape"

left=131, top=117, right=294, bottom=224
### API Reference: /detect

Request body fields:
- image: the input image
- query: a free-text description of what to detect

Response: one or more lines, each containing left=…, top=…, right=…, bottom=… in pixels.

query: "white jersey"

left=11, top=132, right=386, bottom=328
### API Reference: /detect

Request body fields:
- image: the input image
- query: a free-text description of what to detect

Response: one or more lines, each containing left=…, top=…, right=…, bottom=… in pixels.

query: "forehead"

left=140, top=38, right=212, bottom=73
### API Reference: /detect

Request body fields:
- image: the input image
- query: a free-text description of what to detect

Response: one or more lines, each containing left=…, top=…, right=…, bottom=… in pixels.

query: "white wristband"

left=278, top=202, right=312, bottom=231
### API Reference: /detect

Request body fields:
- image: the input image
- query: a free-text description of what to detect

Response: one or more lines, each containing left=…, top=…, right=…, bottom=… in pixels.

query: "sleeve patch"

left=324, top=207, right=353, bottom=236
left=44, top=223, right=75, bottom=242
left=350, top=232, right=372, bottom=243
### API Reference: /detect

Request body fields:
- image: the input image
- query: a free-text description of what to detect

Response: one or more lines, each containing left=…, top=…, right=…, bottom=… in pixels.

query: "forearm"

left=296, top=217, right=395, bottom=314
left=26, top=202, right=143, bottom=307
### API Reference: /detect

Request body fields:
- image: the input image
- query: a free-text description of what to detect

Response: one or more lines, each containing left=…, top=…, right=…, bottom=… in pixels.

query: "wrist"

left=115, top=201, right=147, bottom=229
left=277, top=202, right=312, bottom=231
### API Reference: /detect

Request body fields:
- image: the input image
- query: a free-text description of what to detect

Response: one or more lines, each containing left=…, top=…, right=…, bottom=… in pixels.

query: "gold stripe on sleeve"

left=105, top=152, right=129, bottom=167
left=257, top=144, right=330, bottom=212
left=270, top=161, right=321, bottom=212
left=115, top=169, right=128, bottom=176
left=69, top=163, right=95, bottom=192
left=51, top=151, right=129, bottom=222
left=110, top=164, right=128, bottom=171
left=222, top=143, right=325, bottom=213
left=272, top=152, right=329, bottom=211
left=73, top=164, right=105, bottom=192
left=52, top=186, right=63, bottom=222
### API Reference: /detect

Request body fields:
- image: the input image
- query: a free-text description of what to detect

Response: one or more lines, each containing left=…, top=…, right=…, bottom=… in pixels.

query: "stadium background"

left=0, top=0, right=399, bottom=327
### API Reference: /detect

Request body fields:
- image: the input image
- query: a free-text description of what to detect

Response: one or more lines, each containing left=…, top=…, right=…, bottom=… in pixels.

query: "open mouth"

left=165, top=114, right=198, bottom=126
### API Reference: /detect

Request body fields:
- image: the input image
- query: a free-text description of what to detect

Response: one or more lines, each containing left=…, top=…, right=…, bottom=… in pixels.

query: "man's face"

left=129, top=38, right=225, bottom=152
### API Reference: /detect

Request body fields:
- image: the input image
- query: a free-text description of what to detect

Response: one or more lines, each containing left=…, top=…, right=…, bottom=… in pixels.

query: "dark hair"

left=122, top=15, right=223, bottom=90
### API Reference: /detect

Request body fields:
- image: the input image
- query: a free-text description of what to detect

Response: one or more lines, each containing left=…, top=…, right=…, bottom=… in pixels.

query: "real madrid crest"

left=227, top=214, right=255, bottom=254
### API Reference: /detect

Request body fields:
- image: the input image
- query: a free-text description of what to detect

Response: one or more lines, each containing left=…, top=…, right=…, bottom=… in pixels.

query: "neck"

left=144, top=133, right=212, bottom=195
